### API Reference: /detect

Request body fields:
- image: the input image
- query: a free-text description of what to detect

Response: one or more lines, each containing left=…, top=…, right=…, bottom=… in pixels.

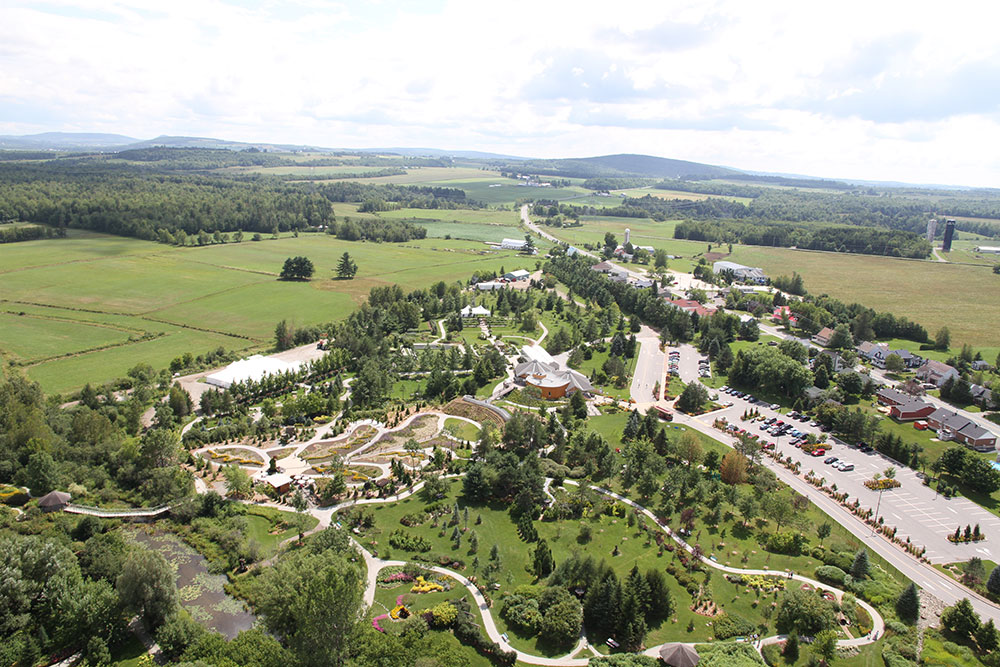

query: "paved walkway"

left=339, top=477, right=884, bottom=666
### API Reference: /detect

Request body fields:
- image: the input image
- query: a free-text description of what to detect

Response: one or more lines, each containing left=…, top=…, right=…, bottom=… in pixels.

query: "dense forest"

left=0, top=158, right=475, bottom=243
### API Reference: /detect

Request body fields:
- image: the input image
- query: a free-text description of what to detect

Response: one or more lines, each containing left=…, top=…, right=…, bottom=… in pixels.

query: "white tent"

left=206, top=355, right=303, bottom=389
left=461, top=305, right=491, bottom=317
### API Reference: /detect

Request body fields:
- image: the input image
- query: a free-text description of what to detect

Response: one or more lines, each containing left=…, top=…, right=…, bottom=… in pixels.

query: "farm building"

left=501, top=238, right=528, bottom=250
left=504, top=269, right=530, bottom=281
left=974, top=246, right=1000, bottom=254
left=712, top=260, right=767, bottom=284
left=206, top=355, right=302, bottom=389
left=591, top=261, right=615, bottom=273
left=927, top=408, right=997, bottom=451
left=475, top=281, right=505, bottom=291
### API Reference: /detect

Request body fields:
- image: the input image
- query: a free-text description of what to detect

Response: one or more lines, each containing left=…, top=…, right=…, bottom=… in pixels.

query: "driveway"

left=630, top=326, right=665, bottom=403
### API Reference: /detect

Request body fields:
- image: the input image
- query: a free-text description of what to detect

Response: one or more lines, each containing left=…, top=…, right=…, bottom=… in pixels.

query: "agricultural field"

left=722, top=245, right=1000, bottom=349
left=0, top=231, right=536, bottom=395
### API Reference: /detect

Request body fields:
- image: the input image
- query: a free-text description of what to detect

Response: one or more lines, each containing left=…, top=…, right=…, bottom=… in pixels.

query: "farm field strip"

left=0, top=231, right=538, bottom=393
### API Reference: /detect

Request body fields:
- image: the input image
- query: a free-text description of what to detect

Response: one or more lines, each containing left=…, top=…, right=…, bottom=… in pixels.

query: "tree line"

left=674, top=219, right=932, bottom=258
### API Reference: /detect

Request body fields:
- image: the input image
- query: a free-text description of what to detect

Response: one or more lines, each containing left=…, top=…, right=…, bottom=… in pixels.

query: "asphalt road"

left=630, top=326, right=665, bottom=403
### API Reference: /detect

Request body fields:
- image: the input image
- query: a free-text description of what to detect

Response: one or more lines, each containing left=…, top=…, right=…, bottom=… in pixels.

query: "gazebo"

left=658, top=643, right=700, bottom=667
left=38, top=490, right=71, bottom=512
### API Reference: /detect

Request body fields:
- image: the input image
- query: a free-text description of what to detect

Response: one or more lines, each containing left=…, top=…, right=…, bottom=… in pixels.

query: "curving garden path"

left=317, top=477, right=886, bottom=666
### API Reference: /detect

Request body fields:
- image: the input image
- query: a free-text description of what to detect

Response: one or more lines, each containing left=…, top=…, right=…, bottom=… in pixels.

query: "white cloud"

left=1, top=0, right=1000, bottom=185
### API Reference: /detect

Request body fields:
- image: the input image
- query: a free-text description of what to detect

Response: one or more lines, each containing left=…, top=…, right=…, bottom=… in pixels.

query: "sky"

left=2, top=0, right=1000, bottom=186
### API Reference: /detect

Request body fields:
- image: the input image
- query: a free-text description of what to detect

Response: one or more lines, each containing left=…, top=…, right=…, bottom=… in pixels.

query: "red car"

left=811, top=448, right=826, bottom=457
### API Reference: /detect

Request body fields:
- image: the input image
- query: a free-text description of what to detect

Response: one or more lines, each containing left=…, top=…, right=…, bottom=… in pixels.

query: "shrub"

left=388, top=529, right=431, bottom=552
left=814, top=565, right=847, bottom=586
left=429, top=602, right=458, bottom=627
left=765, top=530, right=806, bottom=555
left=713, top=613, right=756, bottom=639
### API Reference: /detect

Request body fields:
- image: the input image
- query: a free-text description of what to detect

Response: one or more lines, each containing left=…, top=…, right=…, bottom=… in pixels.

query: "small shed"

left=257, top=473, right=293, bottom=495
left=38, top=490, right=71, bottom=512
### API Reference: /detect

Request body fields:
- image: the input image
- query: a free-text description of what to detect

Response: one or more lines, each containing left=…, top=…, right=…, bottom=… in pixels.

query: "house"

left=803, top=386, right=827, bottom=406
left=876, top=387, right=911, bottom=407
left=504, top=269, right=530, bottom=281
left=972, top=360, right=991, bottom=371
left=772, top=306, right=798, bottom=325
left=475, top=281, right=505, bottom=291
left=513, top=345, right=595, bottom=400
left=501, top=238, right=528, bottom=251
left=608, top=271, right=629, bottom=283
left=712, top=261, right=768, bottom=284
left=971, top=384, right=994, bottom=407
left=885, top=349, right=923, bottom=369
left=666, top=298, right=717, bottom=318
left=927, top=408, right=998, bottom=451
left=889, top=400, right=936, bottom=421
left=812, top=327, right=835, bottom=347
left=460, top=305, right=491, bottom=318
left=631, top=278, right=655, bottom=288
left=856, top=341, right=889, bottom=366
left=916, top=360, right=960, bottom=388
left=591, top=261, right=615, bottom=274
left=816, top=349, right=848, bottom=373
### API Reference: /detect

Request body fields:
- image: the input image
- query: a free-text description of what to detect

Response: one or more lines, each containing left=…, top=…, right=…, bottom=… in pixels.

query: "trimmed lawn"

left=243, top=506, right=318, bottom=556
left=444, top=418, right=481, bottom=441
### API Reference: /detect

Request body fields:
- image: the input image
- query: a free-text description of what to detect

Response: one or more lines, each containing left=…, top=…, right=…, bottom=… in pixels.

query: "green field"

left=540, top=213, right=999, bottom=348
left=723, top=246, right=1000, bottom=349
left=0, top=232, right=537, bottom=395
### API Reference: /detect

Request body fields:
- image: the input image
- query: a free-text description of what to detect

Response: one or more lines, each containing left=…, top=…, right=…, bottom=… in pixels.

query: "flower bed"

left=864, top=478, right=901, bottom=490
left=411, top=575, right=444, bottom=594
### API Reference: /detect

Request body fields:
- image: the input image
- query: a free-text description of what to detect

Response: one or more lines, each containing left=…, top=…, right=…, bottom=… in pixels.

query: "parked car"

left=824, top=456, right=838, bottom=464
left=840, top=464, right=854, bottom=472
left=811, top=448, right=826, bottom=457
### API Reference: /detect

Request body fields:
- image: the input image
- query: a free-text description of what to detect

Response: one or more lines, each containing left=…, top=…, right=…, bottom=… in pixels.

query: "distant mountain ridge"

left=0, top=132, right=139, bottom=149
left=497, top=153, right=737, bottom=180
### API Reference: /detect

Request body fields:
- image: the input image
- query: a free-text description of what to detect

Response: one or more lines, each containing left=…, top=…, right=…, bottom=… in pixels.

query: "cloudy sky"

left=2, top=0, right=999, bottom=186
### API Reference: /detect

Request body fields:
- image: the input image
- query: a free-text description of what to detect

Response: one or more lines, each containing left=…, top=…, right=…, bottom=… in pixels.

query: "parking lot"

left=665, top=344, right=707, bottom=384
left=694, top=382, right=1000, bottom=563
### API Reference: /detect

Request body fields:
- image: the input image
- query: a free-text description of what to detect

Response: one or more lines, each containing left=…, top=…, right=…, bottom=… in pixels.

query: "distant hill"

left=122, top=135, right=327, bottom=153
left=364, top=147, right=528, bottom=160
left=498, top=153, right=737, bottom=180
left=0, top=132, right=138, bottom=149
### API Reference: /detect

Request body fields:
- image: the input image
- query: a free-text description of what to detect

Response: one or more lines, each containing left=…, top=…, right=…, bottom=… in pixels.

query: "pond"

left=128, top=529, right=256, bottom=638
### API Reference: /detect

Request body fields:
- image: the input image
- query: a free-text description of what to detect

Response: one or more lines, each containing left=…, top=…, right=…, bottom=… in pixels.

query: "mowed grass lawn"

left=724, top=246, right=1000, bottom=349
left=0, top=232, right=537, bottom=394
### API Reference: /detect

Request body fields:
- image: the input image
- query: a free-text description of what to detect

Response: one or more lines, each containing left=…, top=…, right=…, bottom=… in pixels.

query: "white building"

left=206, top=355, right=303, bottom=389
left=712, top=260, right=767, bottom=284
left=475, top=281, right=505, bottom=291
left=504, top=269, right=531, bottom=281
left=501, top=238, right=528, bottom=250
left=460, top=305, right=491, bottom=318
left=975, top=246, right=1000, bottom=254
